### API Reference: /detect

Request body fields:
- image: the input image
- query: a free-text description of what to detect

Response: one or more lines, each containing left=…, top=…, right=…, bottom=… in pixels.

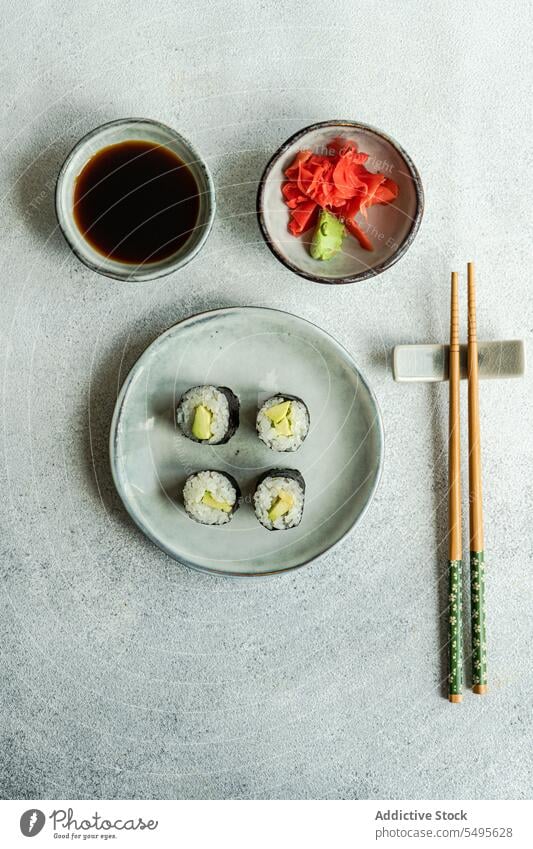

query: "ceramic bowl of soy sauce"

left=55, top=118, right=215, bottom=281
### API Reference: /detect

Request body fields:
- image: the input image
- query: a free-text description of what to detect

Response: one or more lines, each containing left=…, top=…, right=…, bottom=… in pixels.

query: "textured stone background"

left=1, top=0, right=531, bottom=799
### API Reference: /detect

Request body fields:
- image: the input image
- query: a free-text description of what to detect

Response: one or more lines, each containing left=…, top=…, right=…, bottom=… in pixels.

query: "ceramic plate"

left=110, top=307, right=383, bottom=576
left=257, top=120, right=423, bottom=284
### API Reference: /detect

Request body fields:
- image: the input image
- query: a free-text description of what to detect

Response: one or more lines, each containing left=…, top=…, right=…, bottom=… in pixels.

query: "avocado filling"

left=265, top=400, right=293, bottom=436
left=267, top=490, right=295, bottom=522
left=192, top=404, right=212, bottom=440
left=274, top=417, right=292, bottom=436
left=201, top=491, right=232, bottom=513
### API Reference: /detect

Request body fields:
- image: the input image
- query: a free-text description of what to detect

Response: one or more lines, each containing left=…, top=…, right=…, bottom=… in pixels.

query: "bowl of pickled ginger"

left=257, top=120, right=423, bottom=284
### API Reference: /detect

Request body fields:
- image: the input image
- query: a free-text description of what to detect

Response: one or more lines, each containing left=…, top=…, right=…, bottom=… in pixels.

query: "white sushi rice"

left=257, top=395, right=310, bottom=452
left=177, top=385, right=230, bottom=444
left=253, top=475, right=304, bottom=530
left=183, top=470, right=238, bottom=525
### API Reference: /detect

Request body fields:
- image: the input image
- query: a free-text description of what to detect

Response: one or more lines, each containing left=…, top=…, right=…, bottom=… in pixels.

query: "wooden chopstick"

left=467, top=261, right=487, bottom=694
left=448, top=271, right=463, bottom=703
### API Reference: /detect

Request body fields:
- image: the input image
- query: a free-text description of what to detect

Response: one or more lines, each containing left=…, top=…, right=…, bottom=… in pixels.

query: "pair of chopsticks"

left=448, top=262, right=487, bottom=703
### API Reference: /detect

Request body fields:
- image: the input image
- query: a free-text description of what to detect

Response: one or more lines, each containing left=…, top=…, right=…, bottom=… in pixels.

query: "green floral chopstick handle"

left=448, top=559, right=463, bottom=701
left=471, top=550, right=487, bottom=691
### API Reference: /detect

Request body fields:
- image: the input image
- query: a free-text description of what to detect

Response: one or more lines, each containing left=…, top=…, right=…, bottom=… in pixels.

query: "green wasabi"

left=310, top=210, right=345, bottom=261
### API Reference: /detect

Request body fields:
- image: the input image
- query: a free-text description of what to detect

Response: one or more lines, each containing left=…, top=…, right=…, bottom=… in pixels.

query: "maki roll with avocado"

left=176, top=385, right=239, bottom=444
left=183, top=470, right=241, bottom=525
left=256, top=394, right=310, bottom=452
left=253, top=468, right=305, bottom=530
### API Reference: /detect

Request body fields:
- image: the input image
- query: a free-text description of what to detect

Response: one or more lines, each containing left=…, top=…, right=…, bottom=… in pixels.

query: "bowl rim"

left=55, top=117, right=216, bottom=282
left=256, top=119, right=424, bottom=285
left=109, top=305, right=385, bottom=578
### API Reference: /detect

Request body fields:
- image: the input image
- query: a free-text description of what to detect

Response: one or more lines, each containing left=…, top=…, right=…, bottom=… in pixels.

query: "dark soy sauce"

left=73, top=140, right=200, bottom=264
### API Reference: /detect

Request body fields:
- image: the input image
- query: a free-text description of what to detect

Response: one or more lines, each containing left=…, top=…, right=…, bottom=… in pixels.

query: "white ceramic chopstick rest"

left=393, top=340, right=525, bottom=383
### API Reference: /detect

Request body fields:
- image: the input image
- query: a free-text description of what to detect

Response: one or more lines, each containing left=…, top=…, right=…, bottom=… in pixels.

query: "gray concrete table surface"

left=1, top=0, right=532, bottom=800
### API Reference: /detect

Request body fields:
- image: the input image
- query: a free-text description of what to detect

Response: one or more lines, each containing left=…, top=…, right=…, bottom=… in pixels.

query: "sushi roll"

left=256, top=394, right=310, bottom=452
left=183, top=470, right=241, bottom=525
left=176, top=385, right=239, bottom=444
left=253, top=468, right=305, bottom=530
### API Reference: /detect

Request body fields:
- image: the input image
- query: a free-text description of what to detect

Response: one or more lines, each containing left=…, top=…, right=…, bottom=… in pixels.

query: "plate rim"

left=109, top=305, right=385, bottom=577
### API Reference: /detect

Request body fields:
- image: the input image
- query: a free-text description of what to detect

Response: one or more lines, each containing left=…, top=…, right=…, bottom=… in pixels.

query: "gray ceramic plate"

left=110, top=307, right=383, bottom=576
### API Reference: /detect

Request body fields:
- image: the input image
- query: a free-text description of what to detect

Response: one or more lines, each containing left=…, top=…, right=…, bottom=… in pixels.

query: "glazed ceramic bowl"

left=55, top=118, right=215, bottom=281
left=257, top=120, right=423, bottom=284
